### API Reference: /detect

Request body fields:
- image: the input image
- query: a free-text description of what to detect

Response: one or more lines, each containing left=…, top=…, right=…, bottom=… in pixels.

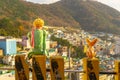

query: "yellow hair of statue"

left=33, top=18, right=44, bottom=28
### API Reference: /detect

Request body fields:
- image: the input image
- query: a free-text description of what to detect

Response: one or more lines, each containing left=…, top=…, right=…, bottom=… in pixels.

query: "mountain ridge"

left=0, top=0, right=120, bottom=37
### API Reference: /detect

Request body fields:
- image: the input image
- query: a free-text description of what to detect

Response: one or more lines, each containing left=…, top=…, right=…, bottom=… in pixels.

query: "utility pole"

left=68, top=46, right=71, bottom=80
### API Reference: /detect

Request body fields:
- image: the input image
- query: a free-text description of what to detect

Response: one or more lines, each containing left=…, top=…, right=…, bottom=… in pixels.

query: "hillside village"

left=0, top=26, right=120, bottom=68
left=0, top=26, right=120, bottom=80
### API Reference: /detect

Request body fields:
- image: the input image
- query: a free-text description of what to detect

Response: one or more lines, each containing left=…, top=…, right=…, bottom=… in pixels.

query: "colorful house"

left=0, top=49, right=3, bottom=56
left=21, top=36, right=31, bottom=49
left=0, top=39, right=16, bottom=55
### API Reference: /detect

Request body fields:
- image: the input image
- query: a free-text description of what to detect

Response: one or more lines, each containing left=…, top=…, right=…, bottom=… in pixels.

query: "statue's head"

left=33, top=18, right=44, bottom=28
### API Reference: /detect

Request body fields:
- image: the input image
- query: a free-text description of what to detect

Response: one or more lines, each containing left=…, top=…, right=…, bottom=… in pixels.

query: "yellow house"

left=0, top=49, right=3, bottom=56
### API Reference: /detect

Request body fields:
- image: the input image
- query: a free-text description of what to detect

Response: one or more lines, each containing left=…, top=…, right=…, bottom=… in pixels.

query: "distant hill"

left=0, top=0, right=120, bottom=37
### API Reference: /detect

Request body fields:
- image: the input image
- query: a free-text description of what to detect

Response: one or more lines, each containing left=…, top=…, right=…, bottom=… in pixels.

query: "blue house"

left=0, top=39, right=16, bottom=55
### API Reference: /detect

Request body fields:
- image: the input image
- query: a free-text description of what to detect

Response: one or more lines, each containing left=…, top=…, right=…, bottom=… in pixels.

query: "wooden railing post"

left=115, top=60, right=120, bottom=80
left=15, top=54, right=29, bottom=80
left=50, top=56, right=64, bottom=80
left=83, top=58, right=99, bottom=80
left=32, top=55, right=46, bottom=80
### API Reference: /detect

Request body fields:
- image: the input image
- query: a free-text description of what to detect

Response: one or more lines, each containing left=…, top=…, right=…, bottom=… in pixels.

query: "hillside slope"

left=0, top=0, right=120, bottom=37
left=60, top=0, right=120, bottom=33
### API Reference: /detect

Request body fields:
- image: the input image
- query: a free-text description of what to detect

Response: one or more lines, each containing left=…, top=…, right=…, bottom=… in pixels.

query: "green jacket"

left=27, top=29, right=47, bottom=59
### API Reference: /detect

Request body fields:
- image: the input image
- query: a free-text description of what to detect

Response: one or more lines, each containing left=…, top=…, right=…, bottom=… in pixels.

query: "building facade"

left=0, top=39, right=16, bottom=55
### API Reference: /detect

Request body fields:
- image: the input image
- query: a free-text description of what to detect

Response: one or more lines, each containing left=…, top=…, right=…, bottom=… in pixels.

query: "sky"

left=97, top=0, right=120, bottom=12
left=26, top=0, right=120, bottom=12
left=26, top=0, right=60, bottom=4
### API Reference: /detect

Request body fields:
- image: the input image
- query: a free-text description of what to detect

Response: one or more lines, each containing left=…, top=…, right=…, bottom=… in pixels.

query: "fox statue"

left=86, top=38, right=98, bottom=59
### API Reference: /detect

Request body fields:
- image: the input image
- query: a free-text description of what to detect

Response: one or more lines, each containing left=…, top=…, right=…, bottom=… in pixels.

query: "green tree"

left=71, top=46, right=86, bottom=59
left=0, top=29, right=7, bottom=36
left=50, top=35, right=71, bottom=47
